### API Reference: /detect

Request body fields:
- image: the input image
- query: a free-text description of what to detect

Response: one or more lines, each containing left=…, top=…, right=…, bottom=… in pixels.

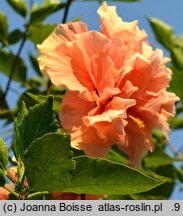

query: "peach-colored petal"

left=45, top=42, right=88, bottom=92
left=107, top=37, right=125, bottom=70
left=37, top=22, right=88, bottom=75
left=117, top=115, right=154, bottom=168
left=71, top=42, right=95, bottom=91
left=0, top=187, right=9, bottom=200
left=112, top=117, right=128, bottom=134
left=77, top=126, right=112, bottom=157
left=117, top=131, right=149, bottom=169
left=8, top=166, right=18, bottom=182
left=82, top=97, right=136, bottom=126
left=160, top=92, right=178, bottom=118
left=97, top=2, right=139, bottom=38
left=0, top=184, right=14, bottom=200
left=60, top=91, right=95, bottom=131
left=92, top=121, right=118, bottom=143
left=91, top=53, right=115, bottom=93
left=44, top=31, right=112, bottom=93
left=119, top=80, right=138, bottom=98
left=38, top=22, right=90, bottom=93
left=91, top=53, right=121, bottom=103
left=66, top=31, right=113, bottom=92
left=121, top=54, right=152, bottom=95
left=113, top=28, right=147, bottom=50
left=74, top=31, right=109, bottom=80
left=97, top=2, right=123, bottom=37
left=145, top=70, right=172, bottom=96
left=68, top=125, right=111, bottom=157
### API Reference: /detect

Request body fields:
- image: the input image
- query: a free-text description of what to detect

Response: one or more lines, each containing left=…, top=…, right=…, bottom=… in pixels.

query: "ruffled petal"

left=71, top=126, right=111, bottom=157
left=45, top=42, right=88, bottom=92
left=97, top=2, right=123, bottom=37
left=82, top=97, right=136, bottom=126
left=117, top=119, right=152, bottom=169
left=60, top=91, right=95, bottom=131
left=91, top=52, right=121, bottom=102
left=117, top=132, right=149, bottom=169
left=121, top=54, right=152, bottom=95
left=38, top=22, right=88, bottom=75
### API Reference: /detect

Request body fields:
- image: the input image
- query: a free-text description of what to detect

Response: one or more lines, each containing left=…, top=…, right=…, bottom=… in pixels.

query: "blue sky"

left=0, top=0, right=183, bottom=199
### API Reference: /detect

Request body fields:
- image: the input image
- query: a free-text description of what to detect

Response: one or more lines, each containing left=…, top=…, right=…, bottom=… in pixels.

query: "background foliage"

left=0, top=0, right=183, bottom=200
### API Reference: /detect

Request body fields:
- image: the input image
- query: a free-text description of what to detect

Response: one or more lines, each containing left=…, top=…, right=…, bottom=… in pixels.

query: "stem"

left=62, top=0, right=73, bottom=24
left=19, top=172, right=26, bottom=190
left=72, top=155, right=85, bottom=160
left=7, top=174, right=17, bottom=185
left=27, top=191, right=50, bottom=200
left=0, top=30, right=28, bottom=107
left=45, top=0, right=73, bottom=94
left=167, top=141, right=183, bottom=159
left=3, top=185, right=19, bottom=198
left=45, top=80, right=52, bottom=95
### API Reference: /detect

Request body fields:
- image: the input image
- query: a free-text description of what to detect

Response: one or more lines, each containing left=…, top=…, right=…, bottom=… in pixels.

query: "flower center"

left=129, top=115, right=145, bottom=128
left=113, top=68, right=119, bottom=76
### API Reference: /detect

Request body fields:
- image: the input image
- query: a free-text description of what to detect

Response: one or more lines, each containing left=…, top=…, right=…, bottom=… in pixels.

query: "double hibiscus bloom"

left=38, top=2, right=178, bottom=168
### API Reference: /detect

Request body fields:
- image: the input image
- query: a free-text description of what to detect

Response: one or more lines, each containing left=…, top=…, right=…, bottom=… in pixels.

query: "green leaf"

left=63, top=156, right=165, bottom=195
left=8, top=29, right=24, bottom=45
left=106, top=145, right=128, bottom=165
left=174, top=36, right=183, bottom=46
left=144, top=147, right=178, bottom=168
left=170, top=67, right=183, bottom=102
left=169, top=116, right=183, bottom=129
left=14, top=108, right=26, bottom=184
left=0, top=169, right=6, bottom=186
left=24, top=133, right=74, bottom=191
left=31, top=3, right=39, bottom=12
left=72, top=16, right=82, bottom=22
left=171, top=35, right=183, bottom=70
left=22, top=93, right=47, bottom=107
left=42, top=0, right=63, bottom=6
left=22, top=92, right=63, bottom=115
left=23, top=77, right=43, bottom=91
left=172, top=47, right=183, bottom=70
left=6, top=0, right=27, bottom=17
left=147, top=17, right=174, bottom=50
left=30, top=2, right=67, bottom=25
left=152, top=129, right=167, bottom=148
left=13, top=102, right=28, bottom=159
left=176, top=105, right=183, bottom=115
left=29, top=53, right=42, bottom=76
left=0, top=12, right=8, bottom=46
left=175, top=167, right=183, bottom=183
left=0, top=137, right=8, bottom=170
left=0, top=49, right=27, bottom=83
left=28, top=23, right=57, bottom=45
left=142, top=164, right=175, bottom=199
left=14, top=97, right=58, bottom=160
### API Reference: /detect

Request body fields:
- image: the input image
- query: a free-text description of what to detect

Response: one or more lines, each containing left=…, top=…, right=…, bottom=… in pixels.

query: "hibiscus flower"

left=38, top=2, right=179, bottom=168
